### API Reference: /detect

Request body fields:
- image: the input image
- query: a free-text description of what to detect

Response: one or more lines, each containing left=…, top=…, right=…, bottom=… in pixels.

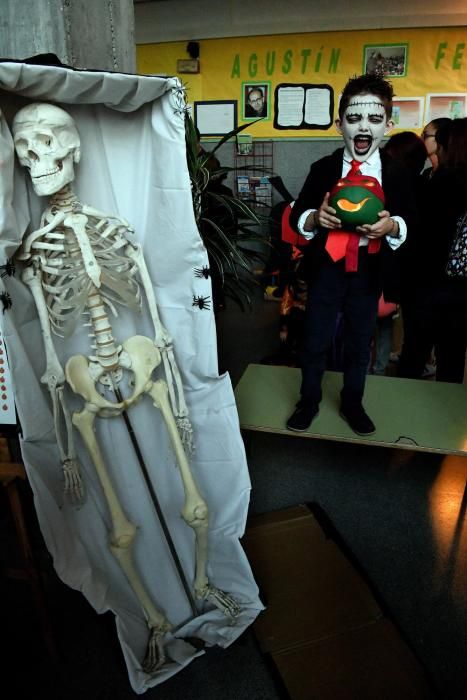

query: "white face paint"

left=336, top=94, right=393, bottom=161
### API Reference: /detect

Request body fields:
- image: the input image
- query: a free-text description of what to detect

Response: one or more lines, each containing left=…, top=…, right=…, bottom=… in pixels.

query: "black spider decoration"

left=0, top=259, right=16, bottom=278
left=194, top=266, right=211, bottom=279
left=192, top=295, right=211, bottom=310
left=0, top=292, right=12, bottom=312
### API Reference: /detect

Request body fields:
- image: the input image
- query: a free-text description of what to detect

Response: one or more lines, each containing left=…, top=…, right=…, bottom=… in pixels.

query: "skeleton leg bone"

left=70, top=400, right=172, bottom=673
left=147, top=378, right=241, bottom=621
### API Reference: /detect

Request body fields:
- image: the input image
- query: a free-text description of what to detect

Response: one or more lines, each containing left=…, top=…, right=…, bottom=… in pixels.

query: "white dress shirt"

left=297, top=148, right=407, bottom=250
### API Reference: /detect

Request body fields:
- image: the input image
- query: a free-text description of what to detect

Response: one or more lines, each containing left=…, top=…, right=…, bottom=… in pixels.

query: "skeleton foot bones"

left=11, top=102, right=240, bottom=672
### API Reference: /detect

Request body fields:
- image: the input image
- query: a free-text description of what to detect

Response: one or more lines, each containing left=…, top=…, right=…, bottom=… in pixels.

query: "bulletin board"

left=137, top=26, right=467, bottom=138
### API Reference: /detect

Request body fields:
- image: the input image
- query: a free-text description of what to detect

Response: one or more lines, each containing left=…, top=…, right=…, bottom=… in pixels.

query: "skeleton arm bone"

left=22, top=265, right=84, bottom=503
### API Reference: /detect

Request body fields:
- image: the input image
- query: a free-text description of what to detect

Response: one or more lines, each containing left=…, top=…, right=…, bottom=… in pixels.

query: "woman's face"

left=422, top=122, right=438, bottom=158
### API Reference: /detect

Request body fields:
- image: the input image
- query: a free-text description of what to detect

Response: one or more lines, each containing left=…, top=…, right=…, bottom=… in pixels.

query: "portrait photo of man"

left=243, top=84, right=269, bottom=119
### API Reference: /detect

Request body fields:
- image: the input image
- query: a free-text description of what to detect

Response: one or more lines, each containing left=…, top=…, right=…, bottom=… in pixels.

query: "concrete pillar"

left=0, top=0, right=136, bottom=73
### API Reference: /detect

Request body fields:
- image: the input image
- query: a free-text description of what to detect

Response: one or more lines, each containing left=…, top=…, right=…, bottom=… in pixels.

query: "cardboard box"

left=242, top=505, right=435, bottom=699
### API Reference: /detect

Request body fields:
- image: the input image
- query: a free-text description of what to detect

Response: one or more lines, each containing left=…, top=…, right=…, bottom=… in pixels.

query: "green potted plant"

left=185, top=115, right=271, bottom=311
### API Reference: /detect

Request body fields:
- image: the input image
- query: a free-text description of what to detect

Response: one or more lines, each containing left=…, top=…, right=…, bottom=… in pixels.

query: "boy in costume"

left=287, top=74, right=416, bottom=435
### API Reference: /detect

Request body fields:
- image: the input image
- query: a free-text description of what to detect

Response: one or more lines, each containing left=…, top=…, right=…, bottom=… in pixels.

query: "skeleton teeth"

left=33, top=166, right=60, bottom=180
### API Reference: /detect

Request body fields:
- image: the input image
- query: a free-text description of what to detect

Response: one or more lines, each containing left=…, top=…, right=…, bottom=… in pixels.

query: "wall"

left=0, top=0, right=135, bottom=72
left=134, top=1, right=466, bottom=204
left=134, top=0, right=467, bottom=43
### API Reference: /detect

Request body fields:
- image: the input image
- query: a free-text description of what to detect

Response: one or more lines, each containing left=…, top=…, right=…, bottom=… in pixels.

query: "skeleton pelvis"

left=65, top=335, right=162, bottom=416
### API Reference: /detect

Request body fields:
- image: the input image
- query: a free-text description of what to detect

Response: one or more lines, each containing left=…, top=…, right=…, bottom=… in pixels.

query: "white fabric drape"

left=0, top=62, right=262, bottom=693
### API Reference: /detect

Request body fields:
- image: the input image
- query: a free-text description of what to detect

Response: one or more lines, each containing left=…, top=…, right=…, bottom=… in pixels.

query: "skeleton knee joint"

left=110, top=522, right=137, bottom=551
left=182, top=502, right=208, bottom=530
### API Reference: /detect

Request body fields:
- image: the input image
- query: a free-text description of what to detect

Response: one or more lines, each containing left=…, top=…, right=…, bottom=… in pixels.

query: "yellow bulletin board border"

left=137, top=26, right=467, bottom=139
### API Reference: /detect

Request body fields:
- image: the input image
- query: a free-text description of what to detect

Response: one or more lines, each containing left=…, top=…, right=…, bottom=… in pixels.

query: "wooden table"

left=234, top=364, right=467, bottom=456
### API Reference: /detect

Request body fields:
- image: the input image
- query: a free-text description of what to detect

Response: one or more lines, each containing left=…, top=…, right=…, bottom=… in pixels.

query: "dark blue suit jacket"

left=290, top=147, right=418, bottom=302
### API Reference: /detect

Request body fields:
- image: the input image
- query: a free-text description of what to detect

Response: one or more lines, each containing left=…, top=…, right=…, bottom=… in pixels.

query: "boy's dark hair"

left=338, top=74, right=394, bottom=120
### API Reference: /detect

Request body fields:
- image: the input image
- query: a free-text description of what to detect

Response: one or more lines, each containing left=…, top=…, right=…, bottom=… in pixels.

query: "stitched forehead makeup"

left=345, top=100, right=385, bottom=117
left=346, top=99, right=385, bottom=110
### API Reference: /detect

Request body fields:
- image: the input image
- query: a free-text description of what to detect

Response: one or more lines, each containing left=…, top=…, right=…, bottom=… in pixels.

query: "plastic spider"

left=0, top=259, right=16, bottom=278
left=194, top=266, right=211, bottom=279
left=192, top=295, right=211, bottom=310
left=0, top=292, right=12, bottom=312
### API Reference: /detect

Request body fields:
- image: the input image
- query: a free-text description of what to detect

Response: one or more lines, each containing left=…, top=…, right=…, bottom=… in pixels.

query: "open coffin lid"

left=0, top=60, right=262, bottom=692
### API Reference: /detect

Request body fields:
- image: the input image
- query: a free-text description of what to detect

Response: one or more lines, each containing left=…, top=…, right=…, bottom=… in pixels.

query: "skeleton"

left=12, top=102, right=240, bottom=672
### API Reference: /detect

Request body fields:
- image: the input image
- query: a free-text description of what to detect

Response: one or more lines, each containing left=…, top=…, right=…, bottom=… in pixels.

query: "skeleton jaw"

left=31, top=153, right=75, bottom=196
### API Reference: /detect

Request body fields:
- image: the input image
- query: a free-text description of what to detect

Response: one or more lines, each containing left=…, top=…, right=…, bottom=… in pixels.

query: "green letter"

left=249, top=53, right=258, bottom=77
left=453, top=42, right=465, bottom=70
left=435, top=42, right=447, bottom=69
left=328, top=48, right=340, bottom=73
left=282, top=49, right=293, bottom=74
left=266, top=51, right=276, bottom=76
left=231, top=54, right=240, bottom=78
left=301, top=49, right=311, bottom=74
left=314, top=46, right=323, bottom=72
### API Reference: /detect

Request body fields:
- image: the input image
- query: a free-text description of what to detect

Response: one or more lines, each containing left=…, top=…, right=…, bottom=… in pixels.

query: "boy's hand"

left=356, top=210, right=398, bottom=239
left=304, top=192, right=342, bottom=230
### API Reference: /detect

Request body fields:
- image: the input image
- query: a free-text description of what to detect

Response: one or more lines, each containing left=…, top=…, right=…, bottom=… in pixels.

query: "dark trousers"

left=300, top=250, right=379, bottom=407
left=398, top=283, right=467, bottom=384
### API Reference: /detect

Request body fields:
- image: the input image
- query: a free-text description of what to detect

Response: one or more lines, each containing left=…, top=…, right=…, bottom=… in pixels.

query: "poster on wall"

left=273, top=83, right=334, bottom=130
left=392, top=97, right=424, bottom=129
left=425, top=93, right=467, bottom=122
left=363, top=43, right=408, bottom=77
left=0, top=328, right=17, bottom=425
left=194, top=100, right=237, bottom=136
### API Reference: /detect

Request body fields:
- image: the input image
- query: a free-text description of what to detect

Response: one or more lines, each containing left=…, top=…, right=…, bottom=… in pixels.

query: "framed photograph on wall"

left=242, top=82, right=271, bottom=120
left=363, top=44, right=408, bottom=78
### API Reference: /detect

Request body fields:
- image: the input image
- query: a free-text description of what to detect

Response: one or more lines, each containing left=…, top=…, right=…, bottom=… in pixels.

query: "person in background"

left=420, top=117, right=452, bottom=180
left=370, top=132, right=427, bottom=375
left=286, top=74, right=416, bottom=435
left=398, top=118, right=467, bottom=383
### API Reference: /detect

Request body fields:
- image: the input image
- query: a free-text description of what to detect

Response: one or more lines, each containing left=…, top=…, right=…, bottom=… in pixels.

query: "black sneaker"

left=286, top=404, right=319, bottom=432
left=340, top=403, right=376, bottom=435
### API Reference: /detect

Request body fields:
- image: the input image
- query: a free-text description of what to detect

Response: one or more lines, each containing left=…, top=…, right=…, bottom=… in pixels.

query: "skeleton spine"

left=87, top=287, right=120, bottom=371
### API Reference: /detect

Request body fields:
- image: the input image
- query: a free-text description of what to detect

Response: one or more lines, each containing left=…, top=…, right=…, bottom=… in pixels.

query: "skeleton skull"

left=12, top=103, right=81, bottom=196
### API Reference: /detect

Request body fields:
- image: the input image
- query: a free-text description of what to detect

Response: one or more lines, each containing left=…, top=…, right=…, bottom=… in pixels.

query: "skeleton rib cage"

left=22, top=206, right=142, bottom=339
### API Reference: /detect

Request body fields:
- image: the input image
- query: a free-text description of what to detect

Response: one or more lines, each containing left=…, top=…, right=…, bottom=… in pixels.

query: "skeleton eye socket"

left=14, top=138, right=28, bottom=158
left=36, top=133, right=54, bottom=149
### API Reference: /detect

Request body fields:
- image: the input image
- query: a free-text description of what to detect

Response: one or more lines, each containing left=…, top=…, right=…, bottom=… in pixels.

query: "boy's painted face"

left=336, top=94, right=393, bottom=161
